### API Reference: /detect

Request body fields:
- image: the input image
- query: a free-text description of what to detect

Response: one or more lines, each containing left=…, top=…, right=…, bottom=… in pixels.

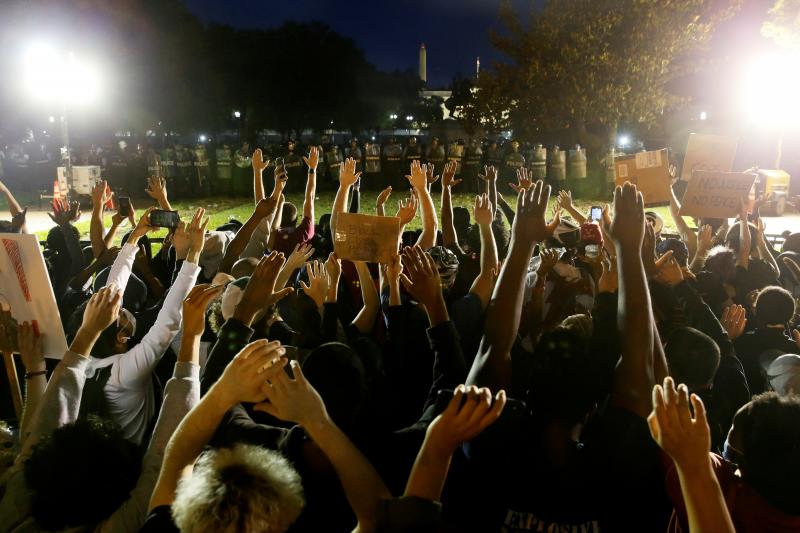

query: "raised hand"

left=478, top=165, right=497, bottom=183
left=473, top=193, right=493, bottom=226
left=426, top=163, right=441, bottom=187
left=182, top=283, right=226, bottom=338
left=654, top=252, right=684, bottom=286
left=648, top=377, right=711, bottom=471
left=385, top=253, right=402, bottom=284
left=721, top=304, right=747, bottom=340
left=255, top=196, right=278, bottom=220
left=17, top=321, right=43, bottom=372
left=254, top=360, right=328, bottom=428
left=442, top=160, right=461, bottom=188
left=235, top=251, right=292, bottom=325
left=186, top=207, right=209, bottom=263
left=130, top=207, right=155, bottom=243
left=609, top=183, right=645, bottom=252
left=217, top=340, right=287, bottom=407
left=96, top=246, right=120, bottom=269
left=303, top=146, right=320, bottom=170
left=696, top=224, right=713, bottom=253
left=376, top=186, right=392, bottom=209
left=300, top=260, right=328, bottom=308
left=340, top=157, right=361, bottom=187
left=49, top=199, right=81, bottom=226
left=598, top=254, right=618, bottom=293
left=509, top=167, right=532, bottom=193
left=537, top=248, right=560, bottom=278
left=91, top=179, right=109, bottom=209
left=425, top=385, right=506, bottom=454
left=400, top=245, right=444, bottom=309
left=11, top=207, right=27, bottom=233
left=285, top=243, right=315, bottom=273
left=511, top=180, right=554, bottom=245
left=145, top=176, right=168, bottom=204
left=556, top=189, right=574, bottom=210
left=407, top=160, right=428, bottom=190
left=396, top=194, right=418, bottom=227
left=324, top=251, right=342, bottom=285
left=81, top=285, right=123, bottom=336
left=252, top=148, right=270, bottom=173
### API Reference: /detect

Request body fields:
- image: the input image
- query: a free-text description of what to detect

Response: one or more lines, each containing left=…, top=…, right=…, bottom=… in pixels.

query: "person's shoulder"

left=140, top=505, right=180, bottom=533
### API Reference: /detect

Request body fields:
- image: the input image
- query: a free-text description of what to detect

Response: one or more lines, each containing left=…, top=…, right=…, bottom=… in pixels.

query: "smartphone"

left=118, top=196, right=131, bottom=217
left=590, top=206, right=602, bottom=222
left=148, top=209, right=180, bottom=229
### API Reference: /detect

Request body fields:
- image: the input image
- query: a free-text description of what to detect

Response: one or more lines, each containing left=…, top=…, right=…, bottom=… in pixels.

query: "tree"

left=468, top=0, right=740, bottom=158
left=762, top=0, right=800, bottom=50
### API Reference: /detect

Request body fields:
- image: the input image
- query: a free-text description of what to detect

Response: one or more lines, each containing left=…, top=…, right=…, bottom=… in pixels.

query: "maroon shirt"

left=274, top=216, right=315, bottom=255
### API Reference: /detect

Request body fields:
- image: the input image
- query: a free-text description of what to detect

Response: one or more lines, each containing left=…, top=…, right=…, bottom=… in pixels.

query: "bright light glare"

left=699, top=111, right=707, bottom=121
left=618, top=135, right=631, bottom=147
left=48, top=115, right=55, bottom=123
left=741, top=54, right=800, bottom=127
left=199, top=134, right=207, bottom=142
left=406, top=115, right=414, bottom=121
left=233, top=110, right=241, bottom=118
left=22, top=43, right=102, bottom=105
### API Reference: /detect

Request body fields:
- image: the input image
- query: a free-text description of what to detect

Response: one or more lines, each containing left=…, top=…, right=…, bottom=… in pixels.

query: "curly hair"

left=172, top=444, right=305, bottom=533
left=23, top=415, right=141, bottom=530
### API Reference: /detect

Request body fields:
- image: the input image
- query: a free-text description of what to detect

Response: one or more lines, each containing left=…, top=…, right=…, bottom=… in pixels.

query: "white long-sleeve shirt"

left=90, top=243, right=200, bottom=444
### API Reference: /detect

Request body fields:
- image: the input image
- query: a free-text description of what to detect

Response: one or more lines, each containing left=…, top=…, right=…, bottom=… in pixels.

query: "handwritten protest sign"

left=678, top=171, right=756, bottom=219
left=334, top=213, right=401, bottom=263
left=0, top=234, right=67, bottom=358
left=680, top=133, right=738, bottom=182
left=614, top=148, right=671, bottom=205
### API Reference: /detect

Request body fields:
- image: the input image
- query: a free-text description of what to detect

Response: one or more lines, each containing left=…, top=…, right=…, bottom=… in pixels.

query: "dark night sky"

left=184, top=0, right=521, bottom=87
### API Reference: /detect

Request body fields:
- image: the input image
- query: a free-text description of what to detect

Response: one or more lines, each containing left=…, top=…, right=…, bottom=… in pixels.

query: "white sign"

left=0, top=234, right=67, bottom=358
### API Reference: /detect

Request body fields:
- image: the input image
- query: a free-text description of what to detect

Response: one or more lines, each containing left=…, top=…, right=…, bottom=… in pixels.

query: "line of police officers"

left=100, top=136, right=597, bottom=199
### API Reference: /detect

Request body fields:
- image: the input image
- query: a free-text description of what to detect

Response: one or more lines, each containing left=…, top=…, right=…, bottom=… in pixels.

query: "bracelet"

left=25, top=370, right=47, bottom=379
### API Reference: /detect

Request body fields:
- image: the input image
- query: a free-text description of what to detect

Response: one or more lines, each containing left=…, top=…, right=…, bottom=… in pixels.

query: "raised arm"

left=145, top=176, right=172, bottom=211
left=467, top=181, right=556, bottom=391
left=218, top=197, right=277, bottom=275
left=256, top=361, right=392, bottom=533
left=0, top=179, right=23, bottom=218
left=556, top=189, right=587, bottom=225
left=405, top=385, right=505, bottom=503
left=469, top=193, right=499, bottom=310
left=15, top=322, right=45, bottom=447
left=331, top=157, right=361, bottom=235
left=736, top=199, right=751, bottom=269
left=302, top=146, right=319, bottom=222
left=352, top=260, right=379, bottom=334
left=376, top=186, right=392, bottom=217
left=608, top=182, right=655, bottom=418
left=149, top=339, right=287, bottom=510
left=409, top=161, right=438, bottom=250
left=648, top=378, right=735, bottom=533
left=478, top=165, right=498, bottom=219
left=252, top=148, right=270, bottom=204
left=669, top=186, right=698, bottom=256
left=90, top=180, right=110, bottom=257
left=440, top=160, right=461, bottom=248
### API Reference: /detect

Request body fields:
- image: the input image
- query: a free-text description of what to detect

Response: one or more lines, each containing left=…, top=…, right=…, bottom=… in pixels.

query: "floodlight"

left=233, top=110, right=241, bottom=118
left=740, top=53, right=800, bottom=126
left=699, top=111, right=707, bottom=121
left=199, top=134, right=207, bottom=142
left=22, top=43, right=102, bottom=105
left=618, top=135, right=631, bottom=147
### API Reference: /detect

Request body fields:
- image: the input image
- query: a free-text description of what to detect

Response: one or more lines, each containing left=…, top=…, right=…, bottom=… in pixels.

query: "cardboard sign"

left=680, top=133, right=738, bottom=182
left=678, top=171, right=756, bottom=219
left=334, top=213, right=401, bottom=263
left=614, top=148, right=671, bottom=205
left=0, top=234, right=67, bottom=359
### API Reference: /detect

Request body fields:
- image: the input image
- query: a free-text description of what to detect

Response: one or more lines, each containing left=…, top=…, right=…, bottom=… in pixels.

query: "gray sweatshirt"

left=0, top=351, right=199, bottom=533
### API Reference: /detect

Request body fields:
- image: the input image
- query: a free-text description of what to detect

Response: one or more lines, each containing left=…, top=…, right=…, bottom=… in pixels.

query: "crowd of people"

left=0, top=135, right=584, bottom=200
left=0, top=143, right=799, bottom=532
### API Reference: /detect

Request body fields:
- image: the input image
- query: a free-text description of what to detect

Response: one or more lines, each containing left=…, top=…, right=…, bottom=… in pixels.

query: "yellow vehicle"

left=753, top=169, right=791, bottom=216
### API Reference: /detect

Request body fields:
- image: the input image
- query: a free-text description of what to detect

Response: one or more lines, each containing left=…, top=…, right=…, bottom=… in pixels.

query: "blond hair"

left=172, top=444, right=305, bottom=532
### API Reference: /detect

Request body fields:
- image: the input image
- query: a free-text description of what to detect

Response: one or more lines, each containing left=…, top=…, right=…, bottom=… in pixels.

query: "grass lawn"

left=35, top=189, right=679, bottom=245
